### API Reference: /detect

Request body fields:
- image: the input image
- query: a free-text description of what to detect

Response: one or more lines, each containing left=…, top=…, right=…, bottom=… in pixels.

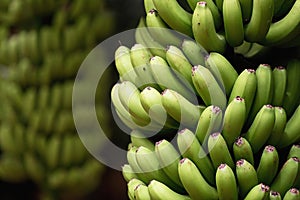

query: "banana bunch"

left=111, top=38, right=300, bottom=198
left=0, top=0, right=116, bottom=199
left=139, top=0, right=300, bottom=56
left=123, top=134, right=300, bottom=200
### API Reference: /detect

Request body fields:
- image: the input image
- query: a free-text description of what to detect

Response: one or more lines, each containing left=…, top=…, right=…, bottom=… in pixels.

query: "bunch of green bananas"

left=0, top=0, right=115, bottom=199
left=111, top=37, right=300, bottom=199
left=138, top=0, right=300, bottom=57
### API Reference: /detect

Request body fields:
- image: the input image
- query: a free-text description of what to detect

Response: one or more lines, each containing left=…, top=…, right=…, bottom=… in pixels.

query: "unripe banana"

left=178, top=158, right=218, bottom=200
left=223, top=0, right=244, bottom=47
left=192, top=2, right=227, bottom=53
left=161, top=89, right=203, bottom=130
left=146, top=9, right=182, bottom=47
left=222, top=96, right=246, bottom=148
left=244, top=183, right=270, bottom=200
left=248, top=64, right=273, bottom=125
left=282, top=59, right=300, bottom=117
left=270, top=191, right=282, bottom=200
left=267, top=107, right=287, bottom=146
left=283, top=188, right=300, bottom=200
left=216, top=163, right=238, bottom=200
left=0, top=154, right=27, bottom=182
left=130, top=130, right=155, bottom=151
left=148, top=180, right=191, bottom=200
left=195, top=105, right=223, bottom=146
left=236, top=159, right=259, bottom=198
left=122, top=164, right=138, bottom=182
left=238, top=0, right=253, bottom=22
left=152, top=0, right=193, bottom=37
left=155, top=139, right=183, bottom=188
left=192, top=65, right=227, bottom=110
left=244, top=104, right=275, bottom=153
left=278, top=105, right=300, bottom=148
left=208, top=132, right=235, bottom=170
left=144, top=0, right=156, bottom=13
left=134, top=184, right=151, bottom=200
left=272, top=66, right=287, bottom=106
left=271, top=157, right=299, bottom=195
left=177, top=128, right=215, bottom=186
left=127, top=178, right=146, bottom=200
left=181, top=39, right=207, bottom=66
left=45, top=135, right=61, bottom=170
left=229, top=68, right=257, bottom=117
left=23, top=152, right=45, bottom=183
left=257, top=145, right=279, bottom=185
left=205, top=52, right=238, bottom=96
left=233, top=137, right=255, bottom=165
left=288, top=144, right=300, bottom=159
left=244, top=0, right=274, bottom=42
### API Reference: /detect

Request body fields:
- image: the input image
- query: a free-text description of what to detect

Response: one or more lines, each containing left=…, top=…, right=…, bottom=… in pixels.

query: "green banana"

left=114, top=45, right=138, bottom=83
left=282, top=59, right=300, bottom=117
left=192, top=2, right=227, bottom=53
left=248, top=64, right=273, bottom=125
left=144, top=0, right=156, bottom=13
left=283, top=188, right=300, bottom=200
left=177, top=128, right=216, bottom=186
left=233, top=137, right=255, bottom=166
left=134, top=184, right=151, bottom=200
left=262, top=0, right=300, bottom=46
left=267, top=107, right=287, bottom=146
left=288, top=144, right=300, bottom=159
left=208, top=132, right=235, bottom=170
left=229, top=68, right=257, bottom=117
left=150, top=56, right=194, bottom=102
left=256, top=145, right=279, bottom=185
left=155, top=139, right=183, bottom=188
left=244, top=0, right=274, bottom=42
left=244, top=104, right=275, bottom=153
left=270, top=191, right=282, bottom=200
left=216, top=163, right=238, bottom=200
left=278, top=105, right=300, bottom=148
left=244, top=183, right=270, bottom=200
left=0, top=154, right=27, bottom=182
left=222, top=96, right=246, bottom=148
left=195, top=105, right=223, bottom=145
left=122, top=164, right=138, bottom=182
left=205, top=52, right=238, bottom=96
left=222, top=0, right=244, bottom=47
left=192, top=65, right=227, bottom=110
left=161, top=89, right=203, bottom=130
left=236, top=159, right=259, bottom=198
left=146, top=9, right=182, bottom=47
left=272, top=66, right=287, bottom=106
left=178, top=158, right=218, bottom=200
left=238, top=0, right=253, bottom=22
left=186, top=0, right=222, bottom=29
left=181, top=39, right=207, bottom=66
left=45, top=135, right=61, bottom=170
left=152, top=0, right=193, bottom=37
left=130, top=130, right=155, bottom=151
left=148, top=180, right=191, bottom=200
left=127, top=178, right=146, bottom=200
left=271, top=157, right=299, bottom=195
left=23, top=152, right=45, bottom=183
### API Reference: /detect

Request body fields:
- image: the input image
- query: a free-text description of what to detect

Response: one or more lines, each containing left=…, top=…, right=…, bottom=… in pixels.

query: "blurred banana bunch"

left=0, top=0, right=116, bottom=199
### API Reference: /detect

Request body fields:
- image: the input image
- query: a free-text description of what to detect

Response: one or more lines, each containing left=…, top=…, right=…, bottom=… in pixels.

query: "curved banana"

left=177, top=128, right=216, bottom=186
left=192, top=65, right=227, bottom=110
left=178, top=158, right=218, bottom=200
left=127, top=178, right=146, bottom=200
left=272, top=66, right=287, bottom=106
left=262, top=0, right=300, bottom=46
left=267, top=107, right=287, bottom=146
left=23, top=152, right=45, bottom=183
left=229, top=68, right=257, bottom=117
left=134, top=184, right=151, bottom=200
left=152, top=0, right=193, bottom=37
left=244, top=0, right=274, bottom=42
left=244, top=183, right=270, bottom=200
left=222, top=96, right=246, bottom=148
left=192, top=2, right=227, bottom=53
left=205, top=52, right=238, bottom=96
left=148, top=180, right=192, bottom=200
left=244, top=105, right=275, bottom=153
left=271, top=157, right=299, bottom=195
left=146, top=9, right=182, bottom=47
left=181, top=39, right=207, bottom=66
left=223, top=0, right=244, bottom=47
left=208, top=132, right=235, bottom=170
left=283, top=188, right=300, bottom=200
left=236, top=159, right=259, bottom=198
left=216, top=163, right=238, bottom=200
left=122, top=164, right=138, bottom=182
left=257, top=145, right=279, bottom=185
left=269, top=191, right=282, bottom=200
left=233, top=137, right=255, bottom=165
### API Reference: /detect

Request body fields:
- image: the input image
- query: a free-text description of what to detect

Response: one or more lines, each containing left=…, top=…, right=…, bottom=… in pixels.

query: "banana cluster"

left=0, top=0, right=115, bottom=198
left=140, top=0, right=300, bottom=56
left=111, top=39, right=300, bottom=199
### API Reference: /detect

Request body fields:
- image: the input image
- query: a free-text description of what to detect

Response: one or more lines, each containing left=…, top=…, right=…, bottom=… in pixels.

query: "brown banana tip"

left=290, top=188, right=299, bottom=195
left=236, top=159, right=244, bottom=166
left=265, top=145, right=275, bottom=152
left=270, top=191, right=280, bottom=196
left=218, top=163, right=227, bottom=169
left=247, top=69, right=255, bottom=73
left=260, top=184, right=270, bottom=192
left=235, top=96, right=244, bottom=101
